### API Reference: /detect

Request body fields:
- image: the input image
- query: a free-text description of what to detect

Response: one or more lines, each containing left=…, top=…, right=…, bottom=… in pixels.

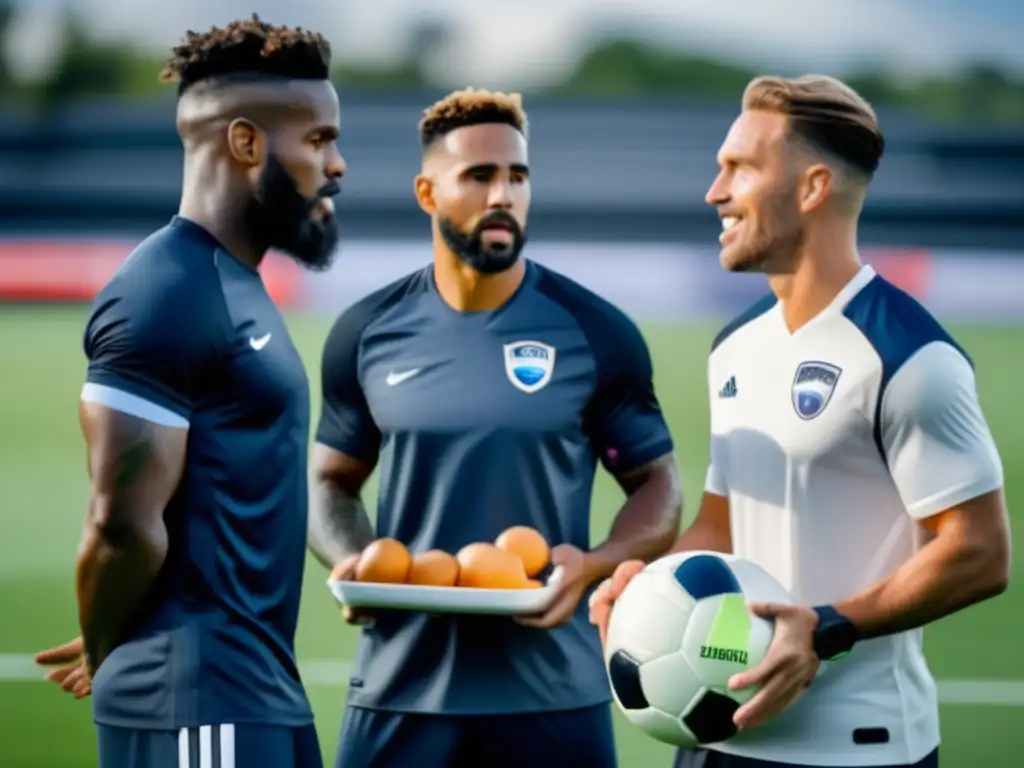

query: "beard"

left=720, top=187, right=803, bottom=275
left=245, top=154, right=341, bottom=271
left=439, top=209, right=527, bottom=275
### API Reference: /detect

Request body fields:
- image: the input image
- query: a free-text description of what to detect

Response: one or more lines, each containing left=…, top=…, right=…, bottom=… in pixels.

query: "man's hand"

left=330, top=553, right=375, bottom=626
left=516, top=544, right=589, bottom=629
left=588, top=559, right=646, bottom=645
left=35, top=636, right=92, bottom=699
left=727, top=603, right=820, bottom=729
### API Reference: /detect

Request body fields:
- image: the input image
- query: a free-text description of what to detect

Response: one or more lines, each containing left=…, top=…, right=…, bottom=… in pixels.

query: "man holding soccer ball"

left=590, top=74, right=1011, bottom=768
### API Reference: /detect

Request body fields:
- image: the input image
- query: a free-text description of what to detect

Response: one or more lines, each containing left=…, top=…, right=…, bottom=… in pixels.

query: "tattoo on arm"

left=309, top=479, right=374, bottom=568
left=308, top=446, right=377, bottom=569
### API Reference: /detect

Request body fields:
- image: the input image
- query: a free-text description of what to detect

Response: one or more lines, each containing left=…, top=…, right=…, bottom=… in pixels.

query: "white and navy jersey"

left=704, top=265, right=1003, bottom=766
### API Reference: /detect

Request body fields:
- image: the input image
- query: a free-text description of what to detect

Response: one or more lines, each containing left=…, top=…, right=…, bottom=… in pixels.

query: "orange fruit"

left=456, top=542, right=530, bottom=589
left=526, top=579, right=544, bottom=589
left=355, top=538, right=412, bottom=584
left=495, top=526, right=550, bottom=577
left=407, top=550, right=460, bottom=587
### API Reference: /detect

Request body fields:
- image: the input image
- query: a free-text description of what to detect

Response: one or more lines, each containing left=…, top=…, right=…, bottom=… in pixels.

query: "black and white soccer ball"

left=604, top=551, right=792, bottom=747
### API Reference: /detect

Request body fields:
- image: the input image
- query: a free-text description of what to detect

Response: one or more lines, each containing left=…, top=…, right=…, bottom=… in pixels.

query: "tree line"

left=2, top=10, right=1022, bottom=125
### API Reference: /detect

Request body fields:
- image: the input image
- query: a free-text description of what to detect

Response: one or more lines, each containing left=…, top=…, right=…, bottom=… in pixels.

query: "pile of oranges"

left=342, top=526, right=550, bottom=590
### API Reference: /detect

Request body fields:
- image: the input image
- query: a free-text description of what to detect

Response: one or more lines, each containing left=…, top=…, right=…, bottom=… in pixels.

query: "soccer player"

left=589, top=75, right=1011, bottom=768
left=32, top=16, right=345, bottom=768
left=308, top=88, right=683, bottom=768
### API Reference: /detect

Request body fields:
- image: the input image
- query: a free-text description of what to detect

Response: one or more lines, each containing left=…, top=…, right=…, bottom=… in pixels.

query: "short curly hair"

left=159, top=14, right=331, bottom=95
left=418, top=88, right=528, bottom=152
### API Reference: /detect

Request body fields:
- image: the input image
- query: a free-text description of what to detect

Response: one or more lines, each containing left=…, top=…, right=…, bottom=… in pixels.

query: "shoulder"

left=710, top=292, right=778, bottom=356
left=531, top=263, right=646, bottom=352
left=322, top=267, right=430, bottom=361
left=883, top=340, right=977, bottom=417
left=842, top=274, right=972, bottom=389
left=85, top=222, right=223, bottom=354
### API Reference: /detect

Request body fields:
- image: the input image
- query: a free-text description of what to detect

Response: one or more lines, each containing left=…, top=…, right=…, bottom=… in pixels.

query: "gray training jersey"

left=315, top=260, right=674, bottom=715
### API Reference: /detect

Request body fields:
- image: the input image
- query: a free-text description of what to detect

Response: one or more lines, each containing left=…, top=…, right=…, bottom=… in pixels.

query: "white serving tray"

left=327, top=567, right=564, bottom=616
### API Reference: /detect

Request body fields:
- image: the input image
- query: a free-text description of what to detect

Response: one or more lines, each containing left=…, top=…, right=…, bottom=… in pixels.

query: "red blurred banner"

left=0, top=241, right=304, bottom=306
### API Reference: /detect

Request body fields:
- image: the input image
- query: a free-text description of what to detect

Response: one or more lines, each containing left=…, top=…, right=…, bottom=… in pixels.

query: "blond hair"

left=418, top=88, right=528, bottom=152
left=743, top=75, right=884, bottom=177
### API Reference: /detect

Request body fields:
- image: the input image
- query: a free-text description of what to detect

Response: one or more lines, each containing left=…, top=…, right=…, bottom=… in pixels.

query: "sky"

left=5, top=0, right=1024, bottom=87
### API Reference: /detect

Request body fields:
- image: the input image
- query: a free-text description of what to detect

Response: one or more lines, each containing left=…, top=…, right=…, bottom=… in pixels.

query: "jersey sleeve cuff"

left=704, top=463, right=728, bottom=497
left=606, top=435, right=674, bottom=475
left=314, top=428, right=379, bottom=464
left=81, top=382, right=190, bottom=428
left=904, top=474, right=1004, bottom=520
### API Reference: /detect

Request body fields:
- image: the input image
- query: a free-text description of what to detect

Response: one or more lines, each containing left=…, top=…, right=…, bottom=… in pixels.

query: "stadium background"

left=0, top=2, right=1021, bottom=766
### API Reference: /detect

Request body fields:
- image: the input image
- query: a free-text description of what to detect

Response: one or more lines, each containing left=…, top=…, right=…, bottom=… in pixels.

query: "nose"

left=325, top=144, right=346, bottom=180
left=705, top=170, right=729, bottom=207
left=487, top=178, right=514, bottom=209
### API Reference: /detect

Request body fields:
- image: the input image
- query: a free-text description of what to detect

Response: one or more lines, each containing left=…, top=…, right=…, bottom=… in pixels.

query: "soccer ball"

left=604, top=550, right=792, bottom=747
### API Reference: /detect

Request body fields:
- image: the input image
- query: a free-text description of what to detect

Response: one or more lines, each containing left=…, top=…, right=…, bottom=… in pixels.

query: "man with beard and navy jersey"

left=307, top=88, right=684, bottom=768
left=34, top=16, right=345, bottom=768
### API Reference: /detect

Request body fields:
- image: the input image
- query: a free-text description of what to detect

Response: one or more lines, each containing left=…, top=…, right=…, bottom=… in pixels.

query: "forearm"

left=834, top=528, right=1009, bottom=639
left=308, top=476, right=375, bottom=569
left=584, top=468, right=681, bottom=584
left=76, top=497, right=168, bottom=669
left=671, top=516, right=732, bottom=555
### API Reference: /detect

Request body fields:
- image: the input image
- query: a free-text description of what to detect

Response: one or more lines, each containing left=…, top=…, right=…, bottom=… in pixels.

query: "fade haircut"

left=743, top=75, right=885, bottom=181
left=419, top=88, right=528, bottom=154
left=159, top=14, right=331, bottom=95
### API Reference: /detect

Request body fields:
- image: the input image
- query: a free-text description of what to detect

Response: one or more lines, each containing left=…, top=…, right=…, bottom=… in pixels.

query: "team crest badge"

left=503, top=340, right=556, bottom=393
left=791, top=361, right=842, bottom=420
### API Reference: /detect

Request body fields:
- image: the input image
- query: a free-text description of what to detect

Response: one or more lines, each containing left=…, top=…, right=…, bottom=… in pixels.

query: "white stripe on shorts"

left=177, top=724, right=234, bottom=768
left=178, top=727, right=190, bottom=768
left=220, top=724, right=236, bottom=768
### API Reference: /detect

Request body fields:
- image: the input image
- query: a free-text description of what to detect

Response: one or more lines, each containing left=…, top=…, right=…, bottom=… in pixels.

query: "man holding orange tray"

left=308, top=88, right=683, bottom=768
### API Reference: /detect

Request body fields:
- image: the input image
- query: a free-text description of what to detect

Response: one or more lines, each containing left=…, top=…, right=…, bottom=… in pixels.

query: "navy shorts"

left=335, top=703, right=617, bottom=768
left=96, top=722, right=322, bottom=768
left=672, top=746, right=939, bottom=768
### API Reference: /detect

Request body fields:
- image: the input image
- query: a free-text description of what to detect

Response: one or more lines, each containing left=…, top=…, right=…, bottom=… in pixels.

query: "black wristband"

left=811, top=605, right=860, bottom=661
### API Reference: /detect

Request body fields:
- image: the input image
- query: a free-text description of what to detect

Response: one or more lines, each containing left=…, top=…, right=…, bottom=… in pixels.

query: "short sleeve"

left=705, top=356, right=729, bottom=497
left=590, top=317, right=674, bottom=475
left=881, top=341, right=1003, bottom=519
left=81, top=281, right=208, bottom=427
left=314, top=307, right=381, bottom=462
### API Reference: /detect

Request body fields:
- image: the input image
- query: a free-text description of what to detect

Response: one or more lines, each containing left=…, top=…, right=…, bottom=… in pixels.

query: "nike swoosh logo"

left=386, top=368, right=422, bottom=386
left=249, top=333, right=272, bottom=351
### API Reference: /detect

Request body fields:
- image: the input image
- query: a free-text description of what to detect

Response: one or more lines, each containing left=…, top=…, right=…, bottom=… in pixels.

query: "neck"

left=432, top=231, right=526, bottom=312
left=177, top=150, right=266, bottom=270
left=767, top=216, right=862, bottom=333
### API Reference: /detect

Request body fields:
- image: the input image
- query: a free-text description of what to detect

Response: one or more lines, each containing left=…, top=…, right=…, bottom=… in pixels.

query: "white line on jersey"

left=1, top=653, right=1022, bottom=706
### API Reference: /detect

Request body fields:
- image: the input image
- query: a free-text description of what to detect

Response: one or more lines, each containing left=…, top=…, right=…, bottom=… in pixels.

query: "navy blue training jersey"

left=315, top=260, right=674, bottom=715
left=82, top=216, right=313, bottom=729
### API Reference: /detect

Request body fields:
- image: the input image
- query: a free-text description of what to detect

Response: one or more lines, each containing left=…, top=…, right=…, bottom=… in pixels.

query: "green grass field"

left=0, top=305, right=1020, bottom=767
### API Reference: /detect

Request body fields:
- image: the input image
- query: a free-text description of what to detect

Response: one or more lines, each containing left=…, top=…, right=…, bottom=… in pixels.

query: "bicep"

left=694, top=491, right=730, bottom=533
left=312, top=442, right=376, bottom=496
left=79, top=401, right=188, bottom=532
left=882, top=343, right=1004, bottom=520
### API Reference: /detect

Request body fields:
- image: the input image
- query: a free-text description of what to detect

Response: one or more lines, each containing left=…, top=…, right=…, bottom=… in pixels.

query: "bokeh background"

left=1, top=2, right=1022, bottom=766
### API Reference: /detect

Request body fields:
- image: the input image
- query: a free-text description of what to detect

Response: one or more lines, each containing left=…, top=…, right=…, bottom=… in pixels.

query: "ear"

left=799, top=164, right=832, bottom=214
left=226, top=118, right=264, bottom=167
left=414, top=174, right=436, bottom=216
